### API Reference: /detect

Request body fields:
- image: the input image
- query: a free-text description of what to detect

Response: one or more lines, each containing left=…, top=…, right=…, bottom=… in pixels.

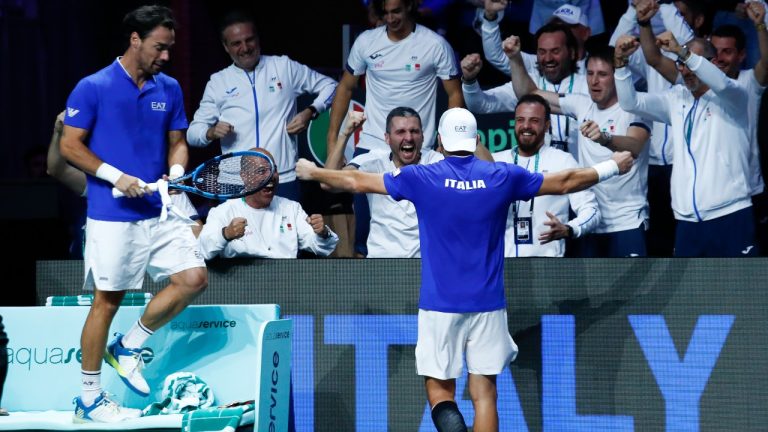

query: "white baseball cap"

left=551, top=4, right=589, bottom=27
left=438, top=108, right=477, bottom=153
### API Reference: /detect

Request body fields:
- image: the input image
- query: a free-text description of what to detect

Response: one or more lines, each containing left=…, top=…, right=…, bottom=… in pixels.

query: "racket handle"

left=112, top=182, right=158, bottom=198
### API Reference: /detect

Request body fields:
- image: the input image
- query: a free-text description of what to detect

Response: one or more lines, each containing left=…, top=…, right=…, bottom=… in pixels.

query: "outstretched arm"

left=297, top=158, right=386, bottom=194
left=537, top=151, right=634, bottom=196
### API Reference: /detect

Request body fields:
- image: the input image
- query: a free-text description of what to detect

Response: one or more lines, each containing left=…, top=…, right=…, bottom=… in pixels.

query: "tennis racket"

left=112, top=150, right=275, bottom=200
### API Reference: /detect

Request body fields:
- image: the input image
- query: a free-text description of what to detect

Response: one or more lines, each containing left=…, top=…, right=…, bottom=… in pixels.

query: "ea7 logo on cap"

left=455, top=125, right=467, bottom=132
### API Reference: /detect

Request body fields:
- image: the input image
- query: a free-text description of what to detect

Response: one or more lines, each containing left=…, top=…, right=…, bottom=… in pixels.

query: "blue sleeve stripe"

left=629, top=122, right=651, bottom=133
left=577, top=209, right=598, bottom=229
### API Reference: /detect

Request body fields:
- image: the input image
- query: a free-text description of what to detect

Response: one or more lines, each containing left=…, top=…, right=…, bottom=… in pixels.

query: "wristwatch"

left=677, top=45, right=691, bottom=63
left=319, top=225, right=331, bottom=239
left=566, top=224, right=574, bottom=239
left=307, top=105, right=320, bottom=120
left=601, top=131, right=613, bottom=146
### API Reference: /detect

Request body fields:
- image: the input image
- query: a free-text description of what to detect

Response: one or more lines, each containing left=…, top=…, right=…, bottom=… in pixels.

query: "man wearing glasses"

left=613, top=16, right=756, bottom=257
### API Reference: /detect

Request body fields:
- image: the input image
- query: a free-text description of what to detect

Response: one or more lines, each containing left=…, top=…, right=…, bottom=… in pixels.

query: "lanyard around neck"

left=541, top=74, right=574, bottom=141
left=512, top=146, right=540, bottom=215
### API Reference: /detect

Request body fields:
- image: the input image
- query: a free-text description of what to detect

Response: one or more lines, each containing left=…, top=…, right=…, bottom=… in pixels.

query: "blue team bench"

left=0, top=304, right=292, bottom=431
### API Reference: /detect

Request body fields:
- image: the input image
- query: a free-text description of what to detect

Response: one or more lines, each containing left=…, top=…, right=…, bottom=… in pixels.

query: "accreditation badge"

left=514, top=217, right=533, bottom=245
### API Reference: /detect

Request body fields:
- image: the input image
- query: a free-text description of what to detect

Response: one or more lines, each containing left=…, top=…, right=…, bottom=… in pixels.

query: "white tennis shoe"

left=104, top=333, right=150, bottom=396
left=73, top=392, right=142, bottom=423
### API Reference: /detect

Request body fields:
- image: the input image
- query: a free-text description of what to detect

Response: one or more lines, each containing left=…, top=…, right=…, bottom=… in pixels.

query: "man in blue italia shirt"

left=296, top=105, right=633, bottom=431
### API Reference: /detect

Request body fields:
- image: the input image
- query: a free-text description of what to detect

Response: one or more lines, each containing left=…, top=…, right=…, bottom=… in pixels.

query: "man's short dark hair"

left=712, top=24, right=746, bottom=52
left=219, top=10, right=258, bottom=42
left=516, top=94, right=552, bottom=120
left=585, top=45, right=616, bottom=71
left=123, top=5, right=176, bottom=41
left=371, top=0, right=418, bottom=20
left=386, top=107, right=422, bottom=134
left=534, top=22, right=580, bottom=72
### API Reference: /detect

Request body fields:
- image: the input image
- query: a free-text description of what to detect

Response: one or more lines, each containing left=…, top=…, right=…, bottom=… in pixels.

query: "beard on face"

left=515, top=128, right=544, bottom=153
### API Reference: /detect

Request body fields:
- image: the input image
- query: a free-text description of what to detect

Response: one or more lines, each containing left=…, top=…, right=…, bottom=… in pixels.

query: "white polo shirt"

left=349, top=149, right=444, bottom=257
left=560, top=94, right=650, bottom=233
left=347, top=24, right=460, bottom=151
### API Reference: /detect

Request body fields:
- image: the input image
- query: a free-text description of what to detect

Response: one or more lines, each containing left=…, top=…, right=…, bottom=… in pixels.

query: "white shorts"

left=83, top=216, right=205, bottom=291
left=416, top=309, right=518, bottom=380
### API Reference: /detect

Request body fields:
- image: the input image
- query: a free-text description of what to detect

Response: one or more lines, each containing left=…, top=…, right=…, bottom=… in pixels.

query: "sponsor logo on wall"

left=6, top=346, right=154, bottom=370
left=170, top=319, right=238, bottom=330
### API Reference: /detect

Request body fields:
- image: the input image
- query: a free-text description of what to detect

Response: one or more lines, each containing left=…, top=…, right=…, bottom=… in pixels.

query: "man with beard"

left=614, top=30, right=756, bottom=257
left=479, top=1, right=593, bottom=72
left=324, top=107, right=445, bottom=257
left=493, top=94, right=600, bottom=257
left=462, top=22, right=587, bottom=157
left=294, top=107, right=633, bottom=432
left=60, top=5, right=208, bottom=422
left=507, top=40, right=651, bottom=257
left=326, top=0, right=463, bottom=258
left=198, top=149, right=338, bottom=259
left=187, top=10, right=337, bottom=202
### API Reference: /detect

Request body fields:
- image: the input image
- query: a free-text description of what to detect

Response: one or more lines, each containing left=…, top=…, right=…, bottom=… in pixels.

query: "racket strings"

left=240, top=155, right=274, bottom=193
left=194, top=154, right=273, bottom=196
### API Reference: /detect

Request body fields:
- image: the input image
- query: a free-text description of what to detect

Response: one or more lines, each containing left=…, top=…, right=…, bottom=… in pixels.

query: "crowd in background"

left=39, top=0, right=768, bottom=259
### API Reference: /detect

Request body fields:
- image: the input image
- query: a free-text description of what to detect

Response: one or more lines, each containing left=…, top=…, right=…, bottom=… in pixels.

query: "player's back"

left=384, top=155, right=543, bottom=312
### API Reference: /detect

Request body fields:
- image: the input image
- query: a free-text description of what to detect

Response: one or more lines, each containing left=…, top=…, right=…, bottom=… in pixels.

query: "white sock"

left=121, top=320, right=153, bottom=349
left=81, top=370, right=101, bottom=406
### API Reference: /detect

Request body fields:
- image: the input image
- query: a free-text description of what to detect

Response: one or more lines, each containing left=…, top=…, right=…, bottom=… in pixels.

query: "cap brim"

left=550, top=16, right=578, bottom=26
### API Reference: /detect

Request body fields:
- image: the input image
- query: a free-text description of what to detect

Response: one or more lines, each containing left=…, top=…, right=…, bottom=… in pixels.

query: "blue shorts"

left=579, top=224, right=647, bottom=257
left=674, top=207, right=758, bottom=257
